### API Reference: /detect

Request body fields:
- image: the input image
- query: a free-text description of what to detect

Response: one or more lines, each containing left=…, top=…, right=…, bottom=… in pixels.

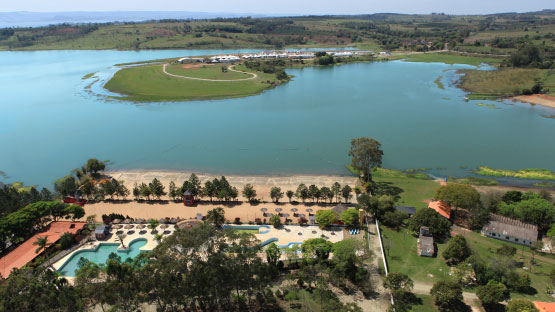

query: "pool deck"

left=52, top=224, right=175, bottom=272
left=227, top=224, right=345, bottom=246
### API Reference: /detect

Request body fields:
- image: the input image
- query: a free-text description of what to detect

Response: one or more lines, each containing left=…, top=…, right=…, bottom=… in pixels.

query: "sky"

left=1, top=0, right=553, bottom=15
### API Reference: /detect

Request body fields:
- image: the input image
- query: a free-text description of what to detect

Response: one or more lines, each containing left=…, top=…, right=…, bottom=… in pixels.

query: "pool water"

left=58, top=238, right=149, bottom=277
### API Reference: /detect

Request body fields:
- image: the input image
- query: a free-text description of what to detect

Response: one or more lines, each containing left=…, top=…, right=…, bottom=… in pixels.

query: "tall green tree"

left=149, top=178, right=166, bottom=200
left=85, top=158, right=106, bottom=175
left=341, top=185, right=353, bottom=203
left=302, top=238, right=333, bottom=260
left=242, top=184, right=257, bottom=202
left=340, top=208, right=360, bottom=226
left=265, top=242, right=281, bottom=266
left=476, top=281, right=508, bottom=309
left=315, top=210, right=338, bottom=229
left=270, top=187, right=284, bottom=203
left=331, top=182, right=342, bottom=203
left=54, top=176, right=78, bottom=197
left=286, top=190, right=294, bottom=202
left=408, top=208, right=451, bottom=240
left=308, top=185, right=320, bottom=202
left=206, top=207, right=226, bottom=228
left=295, top=184, right=309, bottom=203
left=435, top=184, right=481, bottom=216
left=430, top=280, right=463, bottom=311
left=33, top=235, right=50, bottom=255
left=348, top=137, right=383, bottom=182
left=442, top=235, right=471, bottom=265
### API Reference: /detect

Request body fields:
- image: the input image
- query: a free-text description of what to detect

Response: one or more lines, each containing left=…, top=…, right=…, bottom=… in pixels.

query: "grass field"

left=397, top=53, right=503, bottom=66
left=165, top=64, right=253, bottom=80
left=104, top=63, right=281, bottom=102
left=381, top=226, right=452, bottom=283
left=459, top=68, right=555, bottom=99
left=446, top=176, right=499, bottom=186
left=461, top=230, right=555, bottom=302
left=410, top=295, right=437, bottom=312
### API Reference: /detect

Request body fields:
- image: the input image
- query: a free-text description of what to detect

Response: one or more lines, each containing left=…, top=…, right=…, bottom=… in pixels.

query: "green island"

left=473, top=166, right=555, bottom=180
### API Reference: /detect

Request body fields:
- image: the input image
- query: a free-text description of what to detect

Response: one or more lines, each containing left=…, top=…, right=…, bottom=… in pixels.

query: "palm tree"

left=148, top=219, right=159, bottom=234
left=116, top=233, right=127, bottom=249
left=33, top=236, right=51, bottom=255
left=206, top=207, right=226, bottom=228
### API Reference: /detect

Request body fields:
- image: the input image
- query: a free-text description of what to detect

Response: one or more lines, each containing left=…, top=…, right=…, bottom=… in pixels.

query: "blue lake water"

left=0, top=49, right=554, bottom=187
left=57, top=238, right=148, bottom=277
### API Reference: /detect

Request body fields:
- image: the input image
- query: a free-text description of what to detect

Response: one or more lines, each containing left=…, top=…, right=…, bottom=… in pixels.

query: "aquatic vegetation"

left=541, top=114, right=555, bottom=119
left=532, top=182, right=555, bottom=188
left=447, top=176, right=498, bottom=186
left=459, top=165, right=467, bottom=169
left=476, top=103, right=500, bottom=109
left=441, top=97, right=450, bottom=100
left=473, top=166, right=555, bottom=180
left=82, top=72, right=96, bottom=80
left=436, top=167, right=447, bottom=170
left=346, top=166, right=431, bottom=180
left=404, top=168, right=432, bottom=173
left=434, top=76, right=444, bottom=89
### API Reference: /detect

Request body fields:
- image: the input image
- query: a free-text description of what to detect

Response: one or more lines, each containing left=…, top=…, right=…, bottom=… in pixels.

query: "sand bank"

left=511, top=94, right=555, bottom=109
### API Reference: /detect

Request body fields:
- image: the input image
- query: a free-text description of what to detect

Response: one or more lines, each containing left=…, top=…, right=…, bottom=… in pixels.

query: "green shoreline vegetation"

left=434, top=76, right=444, bottom=89
left=473, top=166, right=555, bottom=180
left=82, top=72, right=96, bottom=80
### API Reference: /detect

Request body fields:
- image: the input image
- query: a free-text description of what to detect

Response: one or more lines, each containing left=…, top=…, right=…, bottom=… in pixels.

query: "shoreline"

left=511, top=94, right=555, bottom=110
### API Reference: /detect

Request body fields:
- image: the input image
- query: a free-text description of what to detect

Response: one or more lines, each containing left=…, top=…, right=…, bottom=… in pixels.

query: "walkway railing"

left=41, top=235, right=94, bottom=269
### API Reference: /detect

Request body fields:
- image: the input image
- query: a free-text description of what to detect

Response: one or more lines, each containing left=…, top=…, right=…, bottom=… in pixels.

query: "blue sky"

left=1, top=0, right=552, bottom=15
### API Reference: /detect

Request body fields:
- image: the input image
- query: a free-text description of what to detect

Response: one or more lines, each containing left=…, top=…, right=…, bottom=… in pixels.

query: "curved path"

left=162, top=63, right=257, bottom=82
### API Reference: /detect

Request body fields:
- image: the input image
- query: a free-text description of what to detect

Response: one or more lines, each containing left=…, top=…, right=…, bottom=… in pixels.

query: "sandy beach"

left=511, top=94, right=555, bottom=109
left=82, top=170, right=358, bottom=223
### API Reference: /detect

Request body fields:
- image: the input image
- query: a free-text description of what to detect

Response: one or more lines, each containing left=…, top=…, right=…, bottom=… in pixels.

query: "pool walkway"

left=0, top=221, right=86, bottom=278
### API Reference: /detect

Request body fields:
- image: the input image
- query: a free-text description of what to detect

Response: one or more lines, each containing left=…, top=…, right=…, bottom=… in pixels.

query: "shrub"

left=59, top=232, right=75, bottom=249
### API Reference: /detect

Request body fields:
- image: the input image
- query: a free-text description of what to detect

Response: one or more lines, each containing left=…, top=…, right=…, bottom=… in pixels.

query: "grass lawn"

left=410, top=294, right=437, bottom=312
left=373, top=171, right=438, bottom=210
left=458, top=68, right=554, bottom=99
left=398, top=53, right=503, bottom=66
left=164, top=64, right=253, bottom=80
left=233, top=229, right=260, bottom=235
left=381, top=226, right=452, bottom=284
left=461, top=230, right=555, bottom=302
left=104, top=63, right=281, bottom=102
left=472, top=166, right=555, bottom=180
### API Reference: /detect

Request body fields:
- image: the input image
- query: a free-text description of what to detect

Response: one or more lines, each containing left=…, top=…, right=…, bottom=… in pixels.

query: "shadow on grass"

left=373, top=182, right=404, bottom=200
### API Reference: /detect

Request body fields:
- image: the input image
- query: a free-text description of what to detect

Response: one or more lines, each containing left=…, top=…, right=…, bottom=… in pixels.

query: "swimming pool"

left=57, top=238, right=149, bottom=277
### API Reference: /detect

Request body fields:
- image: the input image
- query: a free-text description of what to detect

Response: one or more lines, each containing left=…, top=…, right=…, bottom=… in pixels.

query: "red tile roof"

left=0, top=221, right=86, bottom=278
left=535, top=301, right=555, bottom=312
left=428, top=201, right=451, bottom=219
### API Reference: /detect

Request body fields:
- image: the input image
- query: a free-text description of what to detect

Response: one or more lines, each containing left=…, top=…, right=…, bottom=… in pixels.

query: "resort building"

left=534, top=301, right=555, bottom=312
left=210, top=55, right=241, bottom=63
left=178, top=57, right=204, bottom=64
left=428, top=201, right=451, bottom=219
left=95, top=225, right=109, bottom=240
left=0, top=221, right=86, bottom=278
left=481, top=214, right=538, bottom=246
left=417, top=226, right=434, bottom=257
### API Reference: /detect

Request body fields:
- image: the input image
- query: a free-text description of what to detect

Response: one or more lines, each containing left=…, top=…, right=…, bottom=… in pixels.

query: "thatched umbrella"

left=124, top=224, right=134, bottom=230
left=260, top=207, right=268, bottom=212
left=282, top=213, right=290, bottom=218
left=112, top=219, right=122, bottom=224
left=290, top=208, right=298, bottom=213
left=123, top=219, right=132, bottom=224
left=158, top=218, right=166, bottom=224
left=116, top=230, right=124, bottom=235
left=298, top=213, right=306, bottom=218
left=306, top=208, right=313, bottom=213
left=160, top=224, right=169, bottom=229
left=170, top=218, right=179, bottom=224
left=275, top=207, right=283, bottom=212
left=266, top=213, right=274, bottom=217
left=136, top=224, right=146, bottom=229
left=112, top=224, right=123, bottom=229
left=136, top=218, right=145, bottom=224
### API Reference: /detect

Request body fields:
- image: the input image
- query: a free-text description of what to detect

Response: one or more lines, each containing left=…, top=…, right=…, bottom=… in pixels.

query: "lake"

left=1, top=49, right=554, bottom=187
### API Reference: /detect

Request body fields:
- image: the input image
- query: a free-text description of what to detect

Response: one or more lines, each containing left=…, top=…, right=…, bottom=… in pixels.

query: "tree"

left=270, top=187, right=284, bottom=203
left=315, top=210, right=337, bottom=229
left=168, top=181, right=177, bottom=200
left=242, top=184, right=257, bottom=202
left=348, top=137, right=383, bottom=182
left=54, top=175, right=78, bottom=197
left=442, top=235, right=471, bottom=265
left=265, top=242, right=281, bottom=266
left=340, top=208, right=360, bottom=226
left=203, top=180, right=216, bottom=201
left=132, top=183, right=140, bottom=200
left=64, top=204, right=85, bottom=221
left=139, top=183, right=151, bottom=200
left=320, top=187, right=333, bottom=203
left=331, top=182, right=342, bottom=203
left=408, top=208, right=451, bottom=240
left=383, top=272, right=413, bottom=292
left=341, top=185, right=353, bottom=203
left=496, top=245, right=516, bottom=256
left=116, top=233, right=127, bottom=249
left=308, top=185, right=320, bottom=203
left=148, top=219, right=159, bottom=233
left=286, top=190, right=294, bottom=203
left=430, top=280, right=463, bottom=311
left=85, top=158, right=106, bottom=174
left=116, top=182, right=129, bottom=199
left=206, top=207, right=225, bottom=228
left=270, top=214, right=282, bottom=228
left=498, top=196, right=554, bottom=234
left=295, top=184, right=309, bottom=203
left=357, top=193, right=395, bottom=220
left=187, top=173, right=202, bottom=198
left=302, top=238, right=333, bottom=260
left=149, top=178, right=166, bottom=200
left=476, top=281, right=508, bottom=308
left=33, top=235, right=50, bottom=255
left=435, top=184, right=481, bottom=214
left=60, top=232, right=74, bottom=249
left=506, top=299, right=538, bottom=312
left=382, top=210, right=409, bottom=229
left=502, top=190, right=523, bottom=204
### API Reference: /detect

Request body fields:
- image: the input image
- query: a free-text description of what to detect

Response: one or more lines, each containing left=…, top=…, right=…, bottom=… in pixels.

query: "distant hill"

left=0, top=11, right=276, bottom=28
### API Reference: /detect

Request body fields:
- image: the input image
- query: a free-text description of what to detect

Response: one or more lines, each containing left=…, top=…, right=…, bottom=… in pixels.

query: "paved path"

left=162, top=63, right=257, bottom=81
